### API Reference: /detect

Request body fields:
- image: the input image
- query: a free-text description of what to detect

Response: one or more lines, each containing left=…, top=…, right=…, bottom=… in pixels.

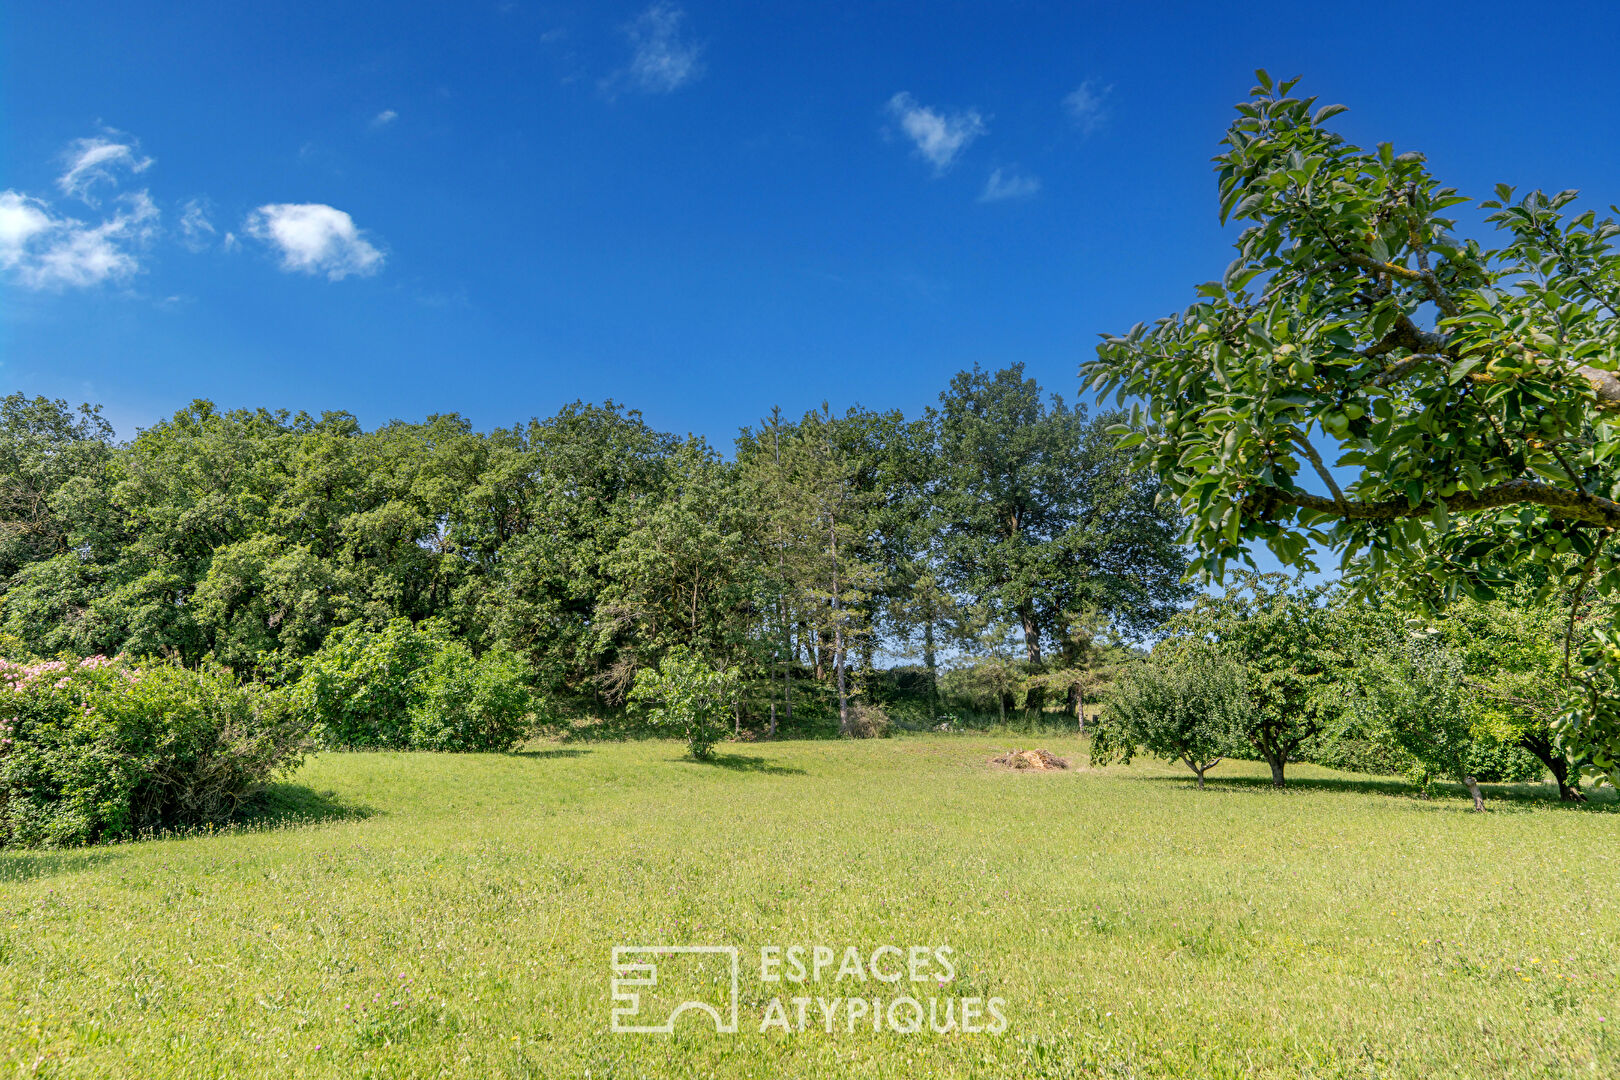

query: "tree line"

left=0, top=364, right=1190, bottom=735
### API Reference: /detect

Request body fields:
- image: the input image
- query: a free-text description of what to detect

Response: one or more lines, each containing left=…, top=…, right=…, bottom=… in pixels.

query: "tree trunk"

left=1018, top=604, right=1045, bottom=714
left=768, top=701, right=777, bottom=739
left=1267, top=756, right=1286, bottom=788
left=1550, top=757, right=1585, bottom=802
left=772, top=426, right=791, bottom=737
left=922, top=618, right=939, bottom=719
left=1463, top=774, right=1486, bottom=812
left=860, top=639, right=876, bottom=702
left=780, top=652, right=792, bottom=728
left=1522, top=733, right=1585, bottom=801
left=830, top=519, right=850, bottom=737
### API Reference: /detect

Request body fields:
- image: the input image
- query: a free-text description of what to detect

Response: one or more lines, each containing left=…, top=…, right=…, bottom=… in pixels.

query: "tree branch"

left=1372, top=353, right=1449, bottom=387
left=1290, top=434, right=1347, bottom=511
left=1346, top=253, right=1460, bottom=317
left=1244, top=477, right=1620, bottom=529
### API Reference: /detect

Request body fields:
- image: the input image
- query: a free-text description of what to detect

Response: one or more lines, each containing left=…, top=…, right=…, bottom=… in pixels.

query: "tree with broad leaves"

left=1090, top=640, right=1248, bottom=789
left=1349, top=621, right=1490, bottom=811
left=1158, top=572, right=1337, bottom=788
left=1085, top=71, right=1620, bottom=788
left=628, top=645, right=741, bottom=760
left=936, top=364, right=1189, bottom=714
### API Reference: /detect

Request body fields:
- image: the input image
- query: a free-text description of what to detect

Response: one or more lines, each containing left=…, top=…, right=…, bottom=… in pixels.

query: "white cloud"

left=0, top=188, right=158, bottom=289
left=1064, top=80, right=1111, bottom=135
left=178, top=198, right=216, bottom=251
left=886, top=92, right=986, bottom=173
left=371, top=109, right=398, bottom=128
left=0, top=193, right=55, bottom=255
left=244, top=203, right=384, bottom=280
left=614, top=3, right=703, bottom=95
left=980, top=167, right=1041, bottom=203
left=58, top=133, right=153, bottom=204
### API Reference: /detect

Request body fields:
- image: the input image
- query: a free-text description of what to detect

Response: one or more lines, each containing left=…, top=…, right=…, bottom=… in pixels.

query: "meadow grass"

left=1, top=737, right=1616, bottom=1078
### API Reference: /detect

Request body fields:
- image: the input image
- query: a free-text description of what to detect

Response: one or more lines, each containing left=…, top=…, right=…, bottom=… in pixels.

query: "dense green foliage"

left=934, top=367, right=1187, bottom=712
left=1156, top=573, right=1339, bottom=787
left=1086, top=73, right=1620, bottom=785
left=1109, top=577, right=1554, bottom=803
left=0, top=655, right=302, bottom=846
left=1349, top=624, right=1489, bottom=809
left=0, top=370, right=1186, bottom=736
left=292, top=619, right=534, bottom=751
left=1089, top=642, right=1248, bottom=786
left=627, top=645, right=741, bottom=759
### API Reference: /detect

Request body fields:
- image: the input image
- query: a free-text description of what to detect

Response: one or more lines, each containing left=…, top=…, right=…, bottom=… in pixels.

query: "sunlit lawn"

left=1, top=736, right=1616, bottom=1078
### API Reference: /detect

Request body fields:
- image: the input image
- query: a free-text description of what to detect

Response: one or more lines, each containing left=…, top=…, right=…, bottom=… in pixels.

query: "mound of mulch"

left=988, top=748, right=1070, bottom=771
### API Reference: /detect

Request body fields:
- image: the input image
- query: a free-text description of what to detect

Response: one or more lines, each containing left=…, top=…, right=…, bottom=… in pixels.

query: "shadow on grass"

left=0, top=849, right=124, bottom=885
left=512, top=747, right=593, bottom=760
left=241, top=782, right=377, bottom=828
left=678, top=753, right=807, bottom=776
left=0, top=786, right=373, bottom=880
left=1141, top=772, right=1620, bottom=810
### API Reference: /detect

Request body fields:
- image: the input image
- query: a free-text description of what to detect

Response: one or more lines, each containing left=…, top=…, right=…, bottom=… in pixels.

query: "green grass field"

left=2, top=737, right=1617, bottom=1079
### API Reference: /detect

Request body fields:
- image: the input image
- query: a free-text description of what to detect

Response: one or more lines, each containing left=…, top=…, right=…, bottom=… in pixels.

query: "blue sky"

left=5, top=1, right=1620, bottom=447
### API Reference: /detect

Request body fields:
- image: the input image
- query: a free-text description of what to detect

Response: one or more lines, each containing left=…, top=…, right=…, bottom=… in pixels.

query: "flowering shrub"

left=0, top=656, right=305, bottom=847
left=292, top=620, right=535, bottom=751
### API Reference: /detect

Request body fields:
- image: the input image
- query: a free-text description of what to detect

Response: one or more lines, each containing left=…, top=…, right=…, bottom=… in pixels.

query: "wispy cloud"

left=178, top=198, right=217, bottom=251
left=370, top=109, right=398, bottom=128
left=979, top=166, right=1041, bottom=203
left=58, top=132, right=154, bottom=204
left=608, top=3, right=704, bottom=96
left=885, top=92, right=987, bottom=173
left=1064, top=80, right=1111, bottom=136
left=0, top=189, right=159, bottom=289
left=244, top=203, right=384, bottom=280
left=1, top=129, right=160, bottom=289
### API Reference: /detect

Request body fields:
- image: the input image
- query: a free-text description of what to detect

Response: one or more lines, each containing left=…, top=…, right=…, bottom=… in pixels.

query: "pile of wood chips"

left=987, top=748, right=1070, bottom=771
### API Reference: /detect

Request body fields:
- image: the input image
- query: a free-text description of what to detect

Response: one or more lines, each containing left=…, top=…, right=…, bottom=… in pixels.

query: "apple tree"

left=1085, top=73, right=1620, bottom=786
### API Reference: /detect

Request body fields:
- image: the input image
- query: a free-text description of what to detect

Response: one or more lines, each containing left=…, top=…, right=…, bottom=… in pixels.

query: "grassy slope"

left=1, top=738, right=1617, bottom=1079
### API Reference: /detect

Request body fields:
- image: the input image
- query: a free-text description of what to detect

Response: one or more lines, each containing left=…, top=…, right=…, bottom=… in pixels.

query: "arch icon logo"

left=610, top=946, right=740, bottom=1034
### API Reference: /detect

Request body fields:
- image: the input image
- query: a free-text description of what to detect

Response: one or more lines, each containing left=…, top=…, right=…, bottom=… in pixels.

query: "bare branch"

left=1346, top=253, right=1460, bottom=317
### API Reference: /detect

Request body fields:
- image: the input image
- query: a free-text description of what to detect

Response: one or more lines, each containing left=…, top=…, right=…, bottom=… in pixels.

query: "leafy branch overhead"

left=1084, top=71, right=1620, bottom=784
left=1087, top=72, right=1620, bottom=590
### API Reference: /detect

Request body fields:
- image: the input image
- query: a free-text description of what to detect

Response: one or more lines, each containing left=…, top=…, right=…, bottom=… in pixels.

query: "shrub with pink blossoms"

left=0, top=655, right=305, bottom=847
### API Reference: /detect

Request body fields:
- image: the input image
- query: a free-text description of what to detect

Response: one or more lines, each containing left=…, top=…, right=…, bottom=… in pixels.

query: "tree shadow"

left=677, top=753, right=807, bottom=776
left=0, top=849, right=124, bottom=885
left=512, top=747, right=593, bottom=759
left=240, top=782, right=377, bottom=827
left=1139, top=772, right=1620, bottom=810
